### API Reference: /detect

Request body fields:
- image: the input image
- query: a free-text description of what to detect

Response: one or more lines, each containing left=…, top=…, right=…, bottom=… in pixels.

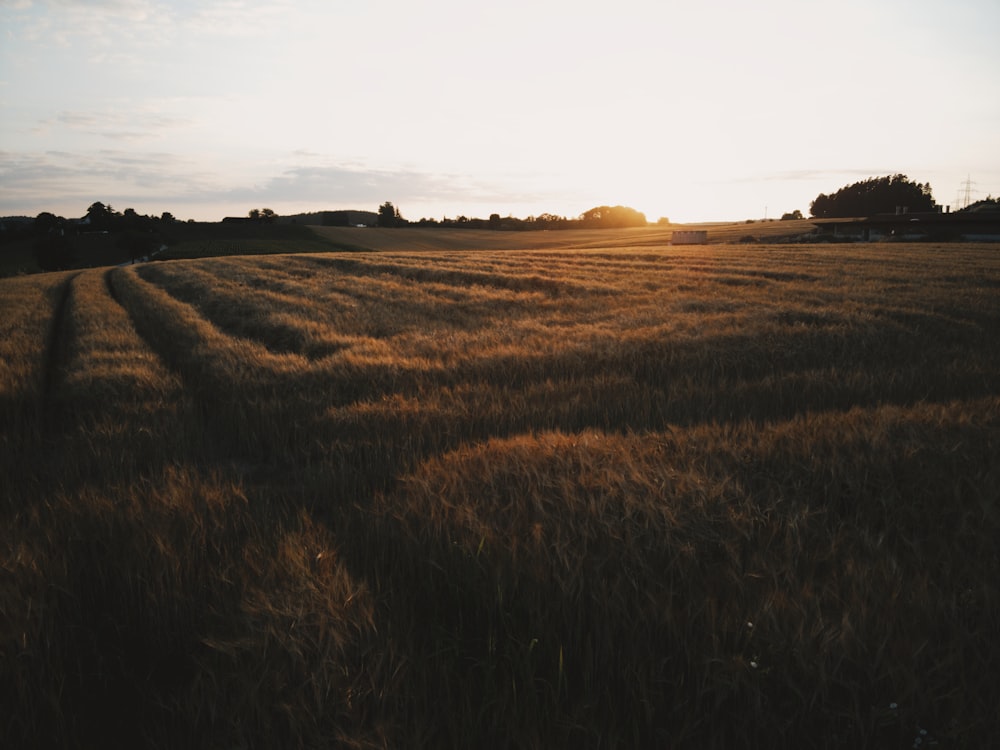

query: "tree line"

left=377, top=201, right=652, bottom=230
left=810, top=175, right=937, bottom=218
left=12, top=173, right=980, bottom=273
left=23, top=202, right=175, bottom=271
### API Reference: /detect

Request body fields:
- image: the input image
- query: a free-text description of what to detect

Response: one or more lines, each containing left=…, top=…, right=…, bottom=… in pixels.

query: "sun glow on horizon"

left=1, top=0, right=997, bottom=223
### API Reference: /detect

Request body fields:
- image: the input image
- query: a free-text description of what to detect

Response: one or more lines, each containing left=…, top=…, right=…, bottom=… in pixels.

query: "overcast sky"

left=2, top=0, right=998, bottom=223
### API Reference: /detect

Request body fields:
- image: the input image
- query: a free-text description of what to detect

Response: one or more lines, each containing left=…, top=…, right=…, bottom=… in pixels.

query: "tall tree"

left=85, top=201, right=117, bottom=229
left=378, top=201, right=404, bottom=227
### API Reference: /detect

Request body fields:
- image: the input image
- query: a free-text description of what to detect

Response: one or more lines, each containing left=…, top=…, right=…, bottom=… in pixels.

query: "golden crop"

left=2, top=242, right=998, bottom=748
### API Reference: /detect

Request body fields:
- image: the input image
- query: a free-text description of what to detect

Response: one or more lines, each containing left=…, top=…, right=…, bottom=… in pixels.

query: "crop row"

left=117, top=248, right=1000, bottom=470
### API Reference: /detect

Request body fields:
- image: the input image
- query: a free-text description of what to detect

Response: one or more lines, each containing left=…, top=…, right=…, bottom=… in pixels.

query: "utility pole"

left=958, top=175, right=977, bottom=209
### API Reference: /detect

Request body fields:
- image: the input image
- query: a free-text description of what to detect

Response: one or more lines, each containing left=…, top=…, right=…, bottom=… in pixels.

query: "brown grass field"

left=2, top=233, right=998, bottom=748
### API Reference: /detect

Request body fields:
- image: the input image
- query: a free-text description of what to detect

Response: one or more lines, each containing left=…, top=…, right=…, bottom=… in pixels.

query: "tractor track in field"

left=104, top=266, right=122, bottom=304
left=105, top=266, right=188, bottom=387
left=42, top=271, right=81, bottom=411
left=104, top=266, right=275, bottom=473
left=105, top=267, right=191, bottom=400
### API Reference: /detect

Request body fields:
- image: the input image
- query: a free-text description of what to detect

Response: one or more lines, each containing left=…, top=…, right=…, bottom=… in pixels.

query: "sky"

left=1, top=0, right=998, bottom=224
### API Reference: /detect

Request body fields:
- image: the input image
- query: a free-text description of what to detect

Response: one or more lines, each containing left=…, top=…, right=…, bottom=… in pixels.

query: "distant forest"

left=810, top=174, right=937, bottom=218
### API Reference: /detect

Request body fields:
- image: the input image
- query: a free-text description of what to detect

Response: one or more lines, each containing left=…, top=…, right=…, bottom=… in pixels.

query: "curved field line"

left=137, top=257, right=565, bottom=363
left=294, top=253, right=603, bottom=297
left=111, top=266, right=311, bottom=392
left=110, top=266, right=336, bottom=462
left=33, top=269, right=191, bottom=483
left=112, top=265, right=434, bottom=416
left=0, top=271, right=76, bottom=404
left=0, top=271, right=77, bottom=496
left=58, top=269, right=181, bottom=405
left=136, top=261, right=361, bottom=359
left=41, top=271, right=83, bottom=407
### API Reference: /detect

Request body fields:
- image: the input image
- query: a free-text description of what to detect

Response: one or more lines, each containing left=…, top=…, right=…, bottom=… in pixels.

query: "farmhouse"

left=815, top=210, right=1000, bottom=242
left=671, top=230, right=708, bottom=245
left=279, top=210, right=379, bottom=227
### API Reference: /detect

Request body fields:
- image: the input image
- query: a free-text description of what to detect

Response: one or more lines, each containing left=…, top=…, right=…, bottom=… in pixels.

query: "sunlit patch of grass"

left=57, top=270, right=179, bottom=401
left=0, top=272, right=75, bottom=401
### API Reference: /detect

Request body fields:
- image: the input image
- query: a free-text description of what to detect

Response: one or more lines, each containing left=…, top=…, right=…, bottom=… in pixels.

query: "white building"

left=671, top=230, right=708, bottom=245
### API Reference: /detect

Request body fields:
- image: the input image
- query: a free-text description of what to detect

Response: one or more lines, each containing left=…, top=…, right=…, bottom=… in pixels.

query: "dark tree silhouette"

left=34, top=211, right=63, bottom=234
left=85, top=201, right=118, bottom=230
left=810, top=175, right=936, bottom=218
left=378, top=201, right=404, bottom=227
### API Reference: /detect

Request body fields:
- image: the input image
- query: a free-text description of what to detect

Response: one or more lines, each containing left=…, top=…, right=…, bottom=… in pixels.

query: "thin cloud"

left=0, top=149, right=211, bottom=213
left=3, top=0, right=173, bottom=47
left=5, top=0, right=316, bottom=46
left=221, top=162, right=547, bottom=208
left=185, top=1, right=304, bottom=37
left=0, top=149, right=531, bottom=218
left=45, top=109, right=191, bottom=141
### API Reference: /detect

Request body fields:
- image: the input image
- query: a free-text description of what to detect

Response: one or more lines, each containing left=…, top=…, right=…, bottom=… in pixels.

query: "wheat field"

left=2, top=241, right=998, bottom=748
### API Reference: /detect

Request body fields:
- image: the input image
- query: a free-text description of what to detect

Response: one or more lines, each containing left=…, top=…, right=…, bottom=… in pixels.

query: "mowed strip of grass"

left=1, top=243, right=998, bottom=748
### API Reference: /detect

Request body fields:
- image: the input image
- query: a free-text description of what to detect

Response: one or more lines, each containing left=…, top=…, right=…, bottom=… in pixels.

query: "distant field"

left=311, top=218, right=820, bottom=252
left=0, top=218, right=832, bottom=276
left=158, top=221, right=361, bottom=258
left=2, top=242, right=998, bottom=748
left=0, top=222, right=354, bottom=276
